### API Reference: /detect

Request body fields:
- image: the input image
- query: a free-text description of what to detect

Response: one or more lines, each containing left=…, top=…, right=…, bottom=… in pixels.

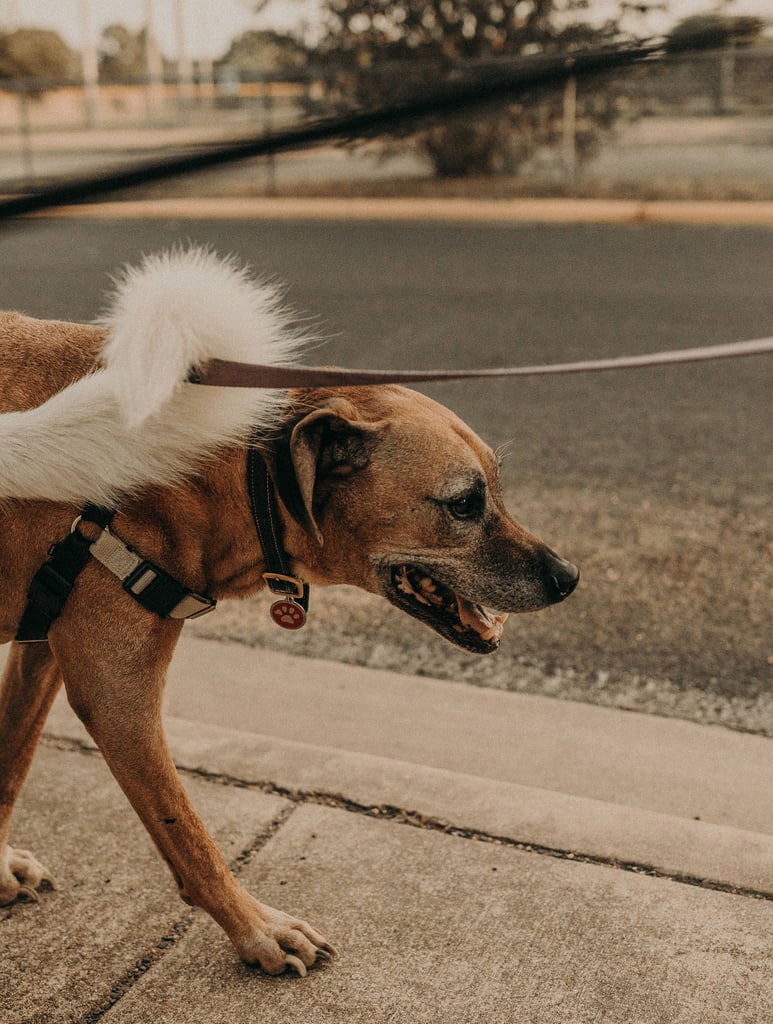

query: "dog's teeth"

left=456, top=596, right=508, bottom=642
left=394, top=569, right=508, bottom=643
left=395, top=566, right=432, bottom=605
left=395, top=566, right=413, bottom=594
left=475, top=604, right=489, bottom=623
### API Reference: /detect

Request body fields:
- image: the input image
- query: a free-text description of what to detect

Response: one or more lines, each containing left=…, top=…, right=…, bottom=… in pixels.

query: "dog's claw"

left=240, top=900, right=339, bottom=978
left=16, top=885, right=40, bottom=903
left=1, top=846, right=55, bottom=906
left=285, top=955, right=307, bottom=977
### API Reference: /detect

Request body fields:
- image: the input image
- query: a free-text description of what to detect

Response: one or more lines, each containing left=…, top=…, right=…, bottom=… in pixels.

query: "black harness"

left=15, top=450, right=309, bottom=643
left=17, top=505, right=116, bottom=643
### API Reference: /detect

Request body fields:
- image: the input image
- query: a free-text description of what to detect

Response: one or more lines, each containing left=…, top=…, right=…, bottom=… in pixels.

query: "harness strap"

left=15, top=505, right=115, bottom=643
left=89, top=528, right=216, bottom=620
left=15, top=506, right=215, bottom=643
left=16, top=452, right=301, bottom=641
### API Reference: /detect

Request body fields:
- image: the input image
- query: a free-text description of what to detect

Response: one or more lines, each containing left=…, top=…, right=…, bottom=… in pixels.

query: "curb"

left=43, top=694, right=773, bottom=897
left=36, top=619, right=773, bottom=902
left=29, top=196, right=773, bottom=226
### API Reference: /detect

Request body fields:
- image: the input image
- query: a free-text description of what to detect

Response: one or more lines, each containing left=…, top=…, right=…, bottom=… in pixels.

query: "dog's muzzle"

left=383, top=544, right=580, bottom=656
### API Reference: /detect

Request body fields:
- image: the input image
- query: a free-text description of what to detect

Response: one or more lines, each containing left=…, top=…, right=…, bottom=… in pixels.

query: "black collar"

left=246, top=446, right=310, bottom=629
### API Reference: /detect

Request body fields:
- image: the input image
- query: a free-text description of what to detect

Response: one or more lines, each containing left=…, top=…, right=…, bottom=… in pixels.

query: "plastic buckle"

left=170, top=593, right=217, bottom=620
left=123, top=561, right=161, bottom=597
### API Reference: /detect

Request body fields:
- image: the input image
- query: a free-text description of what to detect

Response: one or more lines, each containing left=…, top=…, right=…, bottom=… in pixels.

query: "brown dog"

left=0, top=249, right=577, bottom=975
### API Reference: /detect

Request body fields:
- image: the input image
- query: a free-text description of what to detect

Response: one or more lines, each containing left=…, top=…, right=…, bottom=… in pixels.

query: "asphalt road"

left=0, top=217, right=770, bottom=733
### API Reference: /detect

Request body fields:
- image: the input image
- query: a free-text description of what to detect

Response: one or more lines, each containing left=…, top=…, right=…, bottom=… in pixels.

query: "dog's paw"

left=236, top=899, right=338, bottom=977
left=0, top=844, right=55, bottom=906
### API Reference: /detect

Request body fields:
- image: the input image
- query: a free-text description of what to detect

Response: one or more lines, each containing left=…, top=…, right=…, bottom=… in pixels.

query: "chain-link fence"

left=0, top=45, right=771, bottom=194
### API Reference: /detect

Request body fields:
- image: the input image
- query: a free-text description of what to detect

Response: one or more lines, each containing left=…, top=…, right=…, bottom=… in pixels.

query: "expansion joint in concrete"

left=41, top=735, right=773, bottom=927
left=74, top=911, right=196, bottom=1024
left=180, top=764, right=773, bottom=906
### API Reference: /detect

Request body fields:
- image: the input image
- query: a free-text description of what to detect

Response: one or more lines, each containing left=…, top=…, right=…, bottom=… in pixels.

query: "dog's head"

left=264, top=386, right=578, bottom=655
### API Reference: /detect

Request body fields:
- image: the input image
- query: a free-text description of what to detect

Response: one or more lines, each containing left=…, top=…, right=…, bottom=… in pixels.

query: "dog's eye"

left=445, top=491, right=484, bottom=522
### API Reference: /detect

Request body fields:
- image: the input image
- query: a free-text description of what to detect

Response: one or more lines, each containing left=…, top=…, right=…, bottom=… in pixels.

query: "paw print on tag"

left=270, top=600, right=306, bottom=630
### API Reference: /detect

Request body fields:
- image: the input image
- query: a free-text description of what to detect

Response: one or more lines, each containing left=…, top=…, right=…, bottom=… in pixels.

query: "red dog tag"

left=270, top=600, right=306, bottom=630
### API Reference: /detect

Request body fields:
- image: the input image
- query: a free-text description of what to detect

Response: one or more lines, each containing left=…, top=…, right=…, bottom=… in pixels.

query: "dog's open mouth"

left=387, top=564, right=508, bottom=654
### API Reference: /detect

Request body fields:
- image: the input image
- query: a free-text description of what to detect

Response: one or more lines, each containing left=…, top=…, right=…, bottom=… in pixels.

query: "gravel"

left=191, top=482, right=773, bottom=738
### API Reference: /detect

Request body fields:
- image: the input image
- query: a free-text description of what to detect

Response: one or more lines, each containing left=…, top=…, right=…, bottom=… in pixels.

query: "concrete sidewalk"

left=2, top=635, right=772, bottom=1022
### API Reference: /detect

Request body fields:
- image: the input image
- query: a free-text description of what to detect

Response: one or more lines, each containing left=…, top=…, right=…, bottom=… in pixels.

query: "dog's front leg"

left=0, top=641, right=60, bottom=904
left=50, top=611, right=335, bottom=976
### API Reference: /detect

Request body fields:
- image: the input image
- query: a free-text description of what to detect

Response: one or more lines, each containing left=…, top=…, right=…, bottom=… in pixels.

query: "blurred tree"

left=666, top=12, right=765, bottom=51
left=217, top=29, right=309, bottom=77
left=313, top=0, right=639, bottom=177
left=0, top=27, right=78, bottom=88
left=99, top=24, right=149, bottom=81
left=666, top=12, right=765, bottom=114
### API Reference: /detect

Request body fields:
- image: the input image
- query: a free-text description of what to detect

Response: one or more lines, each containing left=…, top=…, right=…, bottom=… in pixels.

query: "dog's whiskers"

left=494, top=439, right=515, bottom=467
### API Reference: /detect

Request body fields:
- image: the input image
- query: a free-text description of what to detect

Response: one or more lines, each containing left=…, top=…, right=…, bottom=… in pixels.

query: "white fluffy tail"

left=0, top=247, right=306, bottom=505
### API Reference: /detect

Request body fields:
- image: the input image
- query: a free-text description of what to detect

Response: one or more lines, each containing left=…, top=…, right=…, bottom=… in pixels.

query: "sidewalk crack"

left=72, top=804, right=299, bottom=1024
left=74, top=913, right=196, bottom=1024
left=42, top=736, right=773, bottom=908
left=180, top=765, right=773, bottom=905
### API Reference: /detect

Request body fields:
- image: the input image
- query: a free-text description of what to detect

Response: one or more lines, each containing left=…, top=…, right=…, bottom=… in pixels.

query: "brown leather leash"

left=189, top=336, right=773, bottom=390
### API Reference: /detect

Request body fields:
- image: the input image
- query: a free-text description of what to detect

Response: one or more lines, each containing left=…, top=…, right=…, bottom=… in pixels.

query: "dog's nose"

left=543, top=551, right=580, bottom=603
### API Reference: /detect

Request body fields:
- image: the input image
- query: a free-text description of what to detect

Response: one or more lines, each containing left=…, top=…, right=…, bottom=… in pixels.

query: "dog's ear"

left=264, top=398, right=386, bottom=546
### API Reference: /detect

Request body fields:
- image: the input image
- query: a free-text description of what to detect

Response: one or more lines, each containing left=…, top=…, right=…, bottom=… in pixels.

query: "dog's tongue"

left=456, top=595, right=508, bottom=642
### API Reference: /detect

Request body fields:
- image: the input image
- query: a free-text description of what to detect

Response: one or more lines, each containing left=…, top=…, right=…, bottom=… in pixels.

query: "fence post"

left=264, top=81, right=277, bottom=196
left=718, top=41, right=736, bottom=115
left=79, top=0, right=100, bottom=127
left=144, top=0, right=165, bottom=122
left=562, top=74, right=577, bottom=188
left=17, top=86, right=35, bottom=186
left=174, top=0, right=195, bottom=108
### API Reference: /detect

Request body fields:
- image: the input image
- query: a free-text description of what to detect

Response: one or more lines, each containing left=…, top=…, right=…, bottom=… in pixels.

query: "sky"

left=0, top=0, right=770, bottom=60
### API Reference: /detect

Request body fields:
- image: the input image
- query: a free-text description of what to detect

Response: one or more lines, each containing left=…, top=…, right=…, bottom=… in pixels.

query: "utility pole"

left=562, top=75, right=577, bottom=190
left=717, top=0, right=737, bottom=114
left=193, top=0, right=216, bottom=104
left=174, top=0, right=195, bottom=105
left=79, top=0, right=100, bottom=128
left=144, top=0, right=165, bottom=120
left=2, top=0, right=33, bottom=181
